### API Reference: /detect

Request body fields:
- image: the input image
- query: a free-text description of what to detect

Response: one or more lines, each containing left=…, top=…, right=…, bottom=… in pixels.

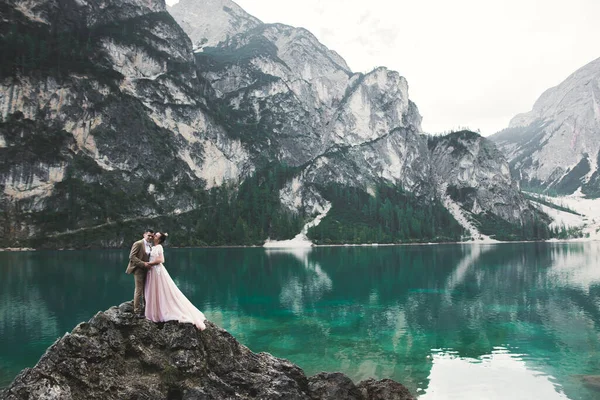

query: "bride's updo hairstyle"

left=157, top=232, right=168, bottom=244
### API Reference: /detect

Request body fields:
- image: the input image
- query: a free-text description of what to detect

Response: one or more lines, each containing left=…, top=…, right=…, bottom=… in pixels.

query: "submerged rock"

left=2, top=302, right=413, bottom=400
left=581, top=375, right=600, bottom=391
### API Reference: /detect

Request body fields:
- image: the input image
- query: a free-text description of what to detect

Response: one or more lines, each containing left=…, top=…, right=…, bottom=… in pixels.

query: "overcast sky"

left=168, top=0, right=600, bottom=136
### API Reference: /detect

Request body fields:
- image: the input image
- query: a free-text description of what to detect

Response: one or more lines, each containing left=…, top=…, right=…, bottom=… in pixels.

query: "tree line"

left=307, top=184, right=466, bottom=244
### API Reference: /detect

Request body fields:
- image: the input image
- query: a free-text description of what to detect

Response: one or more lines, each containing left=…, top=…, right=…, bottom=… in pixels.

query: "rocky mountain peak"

left=170, top=0, right=353, bottom=112
left=324, top=67, right=418, bottom=148
left=429, top=131, right=532, bottom=227
left=510, top=57, right=600, bottom=128
left=1, top=302, right=414, bottom=400
left=168, top=0, right=261, bottom=50
left=259, top=23, right=352, bottom=75
left=492, top=57, right=600, bottom=197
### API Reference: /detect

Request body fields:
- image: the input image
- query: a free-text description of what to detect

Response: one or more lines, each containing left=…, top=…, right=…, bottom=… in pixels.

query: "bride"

left=144, top=231, right=207, bottom=330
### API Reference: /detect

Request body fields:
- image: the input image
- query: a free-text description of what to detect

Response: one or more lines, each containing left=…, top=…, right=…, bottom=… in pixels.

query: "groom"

left=125, top=229, right=153, bottom=317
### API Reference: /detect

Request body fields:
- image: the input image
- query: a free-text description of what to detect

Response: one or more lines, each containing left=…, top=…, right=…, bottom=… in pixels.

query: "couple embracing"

left=125, top=229, right=207, bottom=331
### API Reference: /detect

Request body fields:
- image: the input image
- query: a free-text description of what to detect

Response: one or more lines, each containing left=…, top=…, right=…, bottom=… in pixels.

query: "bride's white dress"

left=144, top=244, right=207, bottom=330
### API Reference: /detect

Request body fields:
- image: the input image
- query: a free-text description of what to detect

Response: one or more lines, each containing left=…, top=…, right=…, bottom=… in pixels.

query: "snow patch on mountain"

left=534, top=204, right=585, bottom=229
left=14, top=1, right=49, bottom=24
left=583, top=154, right=598, bottom=184
left=527, top=191, right=600, bottom=241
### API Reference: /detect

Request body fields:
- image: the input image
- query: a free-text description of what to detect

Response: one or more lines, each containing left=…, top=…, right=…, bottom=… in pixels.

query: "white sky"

left=167, top=0, right=600, bottom=136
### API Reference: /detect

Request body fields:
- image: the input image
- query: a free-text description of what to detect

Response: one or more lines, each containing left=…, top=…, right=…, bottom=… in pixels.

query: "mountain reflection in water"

left=1, top=243, right=599, bottom=399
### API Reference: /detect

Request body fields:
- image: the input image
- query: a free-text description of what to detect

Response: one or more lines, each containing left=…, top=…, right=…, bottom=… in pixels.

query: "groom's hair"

left=144, top=229, right=154, bottom=234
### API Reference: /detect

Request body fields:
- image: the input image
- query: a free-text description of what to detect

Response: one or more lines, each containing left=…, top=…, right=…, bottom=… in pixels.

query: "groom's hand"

left=144, top=262, right=150, bottom=268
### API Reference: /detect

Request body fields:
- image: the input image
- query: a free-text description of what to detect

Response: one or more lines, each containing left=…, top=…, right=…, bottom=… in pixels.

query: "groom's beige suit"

left=126, top=239, right=150, bottom=314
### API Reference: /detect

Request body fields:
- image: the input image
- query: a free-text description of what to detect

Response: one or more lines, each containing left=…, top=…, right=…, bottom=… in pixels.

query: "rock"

left=308, top=372, right=363, bottom=400
left=429, top=130, right=537, bottom=227
left=1, top=302, right=414, bottom=400
left=357, top=378, right=414, bottom=400
left=581, top=375, right=600, bottom=391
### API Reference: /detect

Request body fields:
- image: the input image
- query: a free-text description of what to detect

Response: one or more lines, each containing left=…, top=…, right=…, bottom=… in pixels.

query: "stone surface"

left=357, top=378, right=414, bottom=400
left=430, top=130, right=534, bottom=225
left=168, top=0, right=261, bottom=51
left=1, top=302, right=414, bottom=400
left=308, top=372, right=363, bottom=400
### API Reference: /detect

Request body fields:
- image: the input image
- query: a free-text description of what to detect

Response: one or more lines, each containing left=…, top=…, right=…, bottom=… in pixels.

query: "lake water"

left=1, top=243, right=599, bottom=399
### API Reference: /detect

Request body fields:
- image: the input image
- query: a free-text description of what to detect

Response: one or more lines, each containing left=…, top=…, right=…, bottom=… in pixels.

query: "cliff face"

left=170, top=0, right=533, bottom=233
left=0, top=0, right=253, bottom=245
left=429, top=131, right=533, bottom=225
left=0, top=0, right=544, bottom=247
left=1, top=302, right=413, bottom=400
left=168, top=0, right=261, bottom=50
left=491, top=57, right=600, bottom=197
left=183, top=0, right=428, bottom=192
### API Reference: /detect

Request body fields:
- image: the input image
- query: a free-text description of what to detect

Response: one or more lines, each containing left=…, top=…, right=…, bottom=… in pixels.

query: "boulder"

left=2, top=302, right=414, bottom=400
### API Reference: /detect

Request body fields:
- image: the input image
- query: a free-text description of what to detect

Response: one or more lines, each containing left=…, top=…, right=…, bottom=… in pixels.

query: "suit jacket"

left=125, top=239, right=150, bottom=274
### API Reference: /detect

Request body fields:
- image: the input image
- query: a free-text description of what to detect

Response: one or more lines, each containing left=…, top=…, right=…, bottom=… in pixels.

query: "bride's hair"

left=157, top=232, right=168, bottom=244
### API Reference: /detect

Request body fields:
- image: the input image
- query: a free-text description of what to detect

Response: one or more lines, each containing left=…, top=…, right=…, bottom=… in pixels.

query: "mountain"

left=0, top=0, right=548, bottom=248
left=168, top=0, right=545, bottom=242
left=168, top=0, right=261, bottom=51
left=490, top=57, right=600, bottom=198
left=0, top=0, right=254, bottom=247
left=1, top=302, right=414, bottom=399
left=428, top=131, right=540, bottom=240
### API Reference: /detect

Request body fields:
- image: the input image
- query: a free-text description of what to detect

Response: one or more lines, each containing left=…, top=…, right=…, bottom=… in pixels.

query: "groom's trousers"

left=133, top=268, right=147, bottom=314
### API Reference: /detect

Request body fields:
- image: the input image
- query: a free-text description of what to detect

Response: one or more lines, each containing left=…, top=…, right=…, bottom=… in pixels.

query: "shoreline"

left=0, top=247, right=35, bottom=252
left=2, top=237, right=598, bottom=252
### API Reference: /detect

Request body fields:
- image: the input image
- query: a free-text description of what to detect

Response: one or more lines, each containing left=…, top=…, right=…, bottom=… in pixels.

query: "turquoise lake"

left=1, top=243, right=599, bottom=399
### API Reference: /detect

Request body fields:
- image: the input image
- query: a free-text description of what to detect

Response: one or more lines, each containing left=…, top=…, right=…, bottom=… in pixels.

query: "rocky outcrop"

left=168, top=0, right=261, bottom=50
left=0, top=0, right=254, bottom=245
left=491, top=57, right=600, bottom=197
left=1, top=302, right=413, bottom=400
left=429, top=130, right=533, bottom=225
left=178, top=1, right=425, bottom=185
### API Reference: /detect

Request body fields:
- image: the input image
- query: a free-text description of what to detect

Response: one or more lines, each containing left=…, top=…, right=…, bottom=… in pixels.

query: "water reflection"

left=1, top=243, right=600, bottom=399
left=267, top=248, right=333, bottom=315
left=421, top=347, right=569, bottom=400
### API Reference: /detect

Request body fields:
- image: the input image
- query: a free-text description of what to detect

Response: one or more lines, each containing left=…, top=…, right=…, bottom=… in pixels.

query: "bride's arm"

left=148, top=246, right=165, bottom=266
